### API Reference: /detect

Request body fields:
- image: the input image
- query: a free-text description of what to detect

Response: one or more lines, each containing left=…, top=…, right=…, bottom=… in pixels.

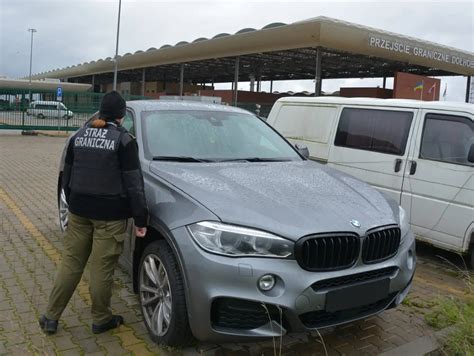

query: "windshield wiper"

left=152, top=156, right=213, bottom=163
left=218, top=157, right=291, bottom=162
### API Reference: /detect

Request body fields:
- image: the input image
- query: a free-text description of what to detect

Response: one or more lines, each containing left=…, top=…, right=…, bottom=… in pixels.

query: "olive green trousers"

left=45, top=213, right=127, bottom=325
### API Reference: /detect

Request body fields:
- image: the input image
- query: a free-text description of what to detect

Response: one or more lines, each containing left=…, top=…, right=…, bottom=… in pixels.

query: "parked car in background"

left=267, top=97, right=474, bottom=266
left=58, top=100, right=416, bottom=346
left=27, top=100, right=74, bottom=119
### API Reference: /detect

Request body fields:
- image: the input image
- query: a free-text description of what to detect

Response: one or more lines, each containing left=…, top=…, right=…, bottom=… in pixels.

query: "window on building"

left=334, top=108, right=413, bottom=155
left=420, top=113, right=473, bottom=166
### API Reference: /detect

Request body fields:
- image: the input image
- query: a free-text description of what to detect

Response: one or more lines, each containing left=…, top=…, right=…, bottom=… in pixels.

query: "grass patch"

left=425, top=261, right=473, bottom=355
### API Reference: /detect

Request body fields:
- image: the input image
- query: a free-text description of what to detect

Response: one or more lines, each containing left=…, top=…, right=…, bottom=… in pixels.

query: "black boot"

left=39, top=315, right=58, bottom=335
left=92, top=315, right=124, bottom=334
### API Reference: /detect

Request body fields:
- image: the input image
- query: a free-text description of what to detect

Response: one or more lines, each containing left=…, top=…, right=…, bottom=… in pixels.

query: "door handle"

left=394, top=159, right=402, bottom=173
left=409, top=161, right=417, bottom=175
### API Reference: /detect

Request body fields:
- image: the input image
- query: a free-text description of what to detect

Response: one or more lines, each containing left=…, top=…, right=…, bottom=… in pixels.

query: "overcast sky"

left=0, top=0, right=472, bottom=101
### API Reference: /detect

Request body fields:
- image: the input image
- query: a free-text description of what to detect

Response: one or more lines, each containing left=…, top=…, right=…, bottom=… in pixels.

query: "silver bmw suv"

left=58, top=100, right=416, bottom=346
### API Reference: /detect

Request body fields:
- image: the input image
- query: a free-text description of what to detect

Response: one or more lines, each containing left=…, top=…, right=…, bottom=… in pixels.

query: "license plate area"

left=325, top=278, right=390, bottom=313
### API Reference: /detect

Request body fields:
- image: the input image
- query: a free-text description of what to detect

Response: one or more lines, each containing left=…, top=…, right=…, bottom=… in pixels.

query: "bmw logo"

left=350, top=219, right=361, bottom=228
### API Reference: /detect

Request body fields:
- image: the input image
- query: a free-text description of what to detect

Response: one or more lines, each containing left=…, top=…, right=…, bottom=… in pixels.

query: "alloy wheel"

left=59, top=188, right=69, bottom=231
left=140, top=254, right=173, bottom=336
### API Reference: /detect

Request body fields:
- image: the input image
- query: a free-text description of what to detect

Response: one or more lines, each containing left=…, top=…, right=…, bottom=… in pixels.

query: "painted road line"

left=0, top=187, right=153, bottom=355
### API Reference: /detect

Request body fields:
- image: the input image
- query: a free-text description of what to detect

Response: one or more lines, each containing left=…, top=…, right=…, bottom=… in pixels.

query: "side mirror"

left=468, top=143, right=474, bottom=163
left=295, top=143, right=310, bottom=159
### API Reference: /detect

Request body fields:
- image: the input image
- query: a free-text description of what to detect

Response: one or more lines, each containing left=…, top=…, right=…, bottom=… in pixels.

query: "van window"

left=36, top=104, right=58, bottom=110
left=420, top=113, right=473, bottom=166
left=122, top=110, right=135, bottom=136
left=334, top=108, right=413, bottom=155
left=274, top=105, right=337, bottom=143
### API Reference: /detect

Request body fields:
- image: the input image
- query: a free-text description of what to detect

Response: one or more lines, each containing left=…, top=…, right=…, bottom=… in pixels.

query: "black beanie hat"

left=99, top=91, right=126, bottom=121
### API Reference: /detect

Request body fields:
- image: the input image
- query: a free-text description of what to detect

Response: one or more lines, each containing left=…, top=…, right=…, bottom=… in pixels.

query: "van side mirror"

left=468, top=143, right=474, bottom=163
left=295, top=143, right=310, bottom=159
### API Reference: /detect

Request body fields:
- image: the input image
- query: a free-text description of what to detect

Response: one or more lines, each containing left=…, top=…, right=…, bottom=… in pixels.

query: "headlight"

left=399, top=206, right=410, bottom=242
left=187, top=221, right=294, bottom=258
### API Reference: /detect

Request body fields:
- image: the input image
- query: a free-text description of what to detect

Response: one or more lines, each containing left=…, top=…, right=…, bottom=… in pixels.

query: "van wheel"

left=469, top=245, right=474, bottom=270
left=63, top=114, right=69, bottom=120
left=37, top=113, right=44, bottom=119
left=138, top=240, right=194, bottom=346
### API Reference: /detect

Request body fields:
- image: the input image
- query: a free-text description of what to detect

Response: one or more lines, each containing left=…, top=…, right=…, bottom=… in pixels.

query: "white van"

left=267, top=97, right=474, bottom=264
left=27, top=101, right=74, bottom=119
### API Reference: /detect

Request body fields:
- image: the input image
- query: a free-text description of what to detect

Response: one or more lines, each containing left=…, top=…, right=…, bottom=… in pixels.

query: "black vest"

left=69, top=123, right=125, bottom=196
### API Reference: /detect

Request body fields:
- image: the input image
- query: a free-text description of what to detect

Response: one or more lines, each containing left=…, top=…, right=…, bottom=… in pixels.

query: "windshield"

left=142, top=110, right=302, bottom=162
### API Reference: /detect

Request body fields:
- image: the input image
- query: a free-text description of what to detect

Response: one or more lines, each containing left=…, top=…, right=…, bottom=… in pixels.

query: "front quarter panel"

left=58, top=135, right=73, bottom=174
left=143, top=166, right=219, bottom=231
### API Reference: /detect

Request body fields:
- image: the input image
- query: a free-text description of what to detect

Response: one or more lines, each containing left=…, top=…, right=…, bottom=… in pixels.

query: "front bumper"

left=172, top=227, right=416, bottom=342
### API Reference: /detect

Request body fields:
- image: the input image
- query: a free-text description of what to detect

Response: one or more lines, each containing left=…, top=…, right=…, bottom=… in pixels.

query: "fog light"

left=258, top=274, right=275, bottom=291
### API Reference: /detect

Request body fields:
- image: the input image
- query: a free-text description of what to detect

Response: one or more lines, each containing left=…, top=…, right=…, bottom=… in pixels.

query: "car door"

left=59, top=103, right=67, bottom=117
left=327, top=106, right=416, bottom=203
left=401, top=110, right=474, bottom=252
left=119, top=109, right=137, bottom=270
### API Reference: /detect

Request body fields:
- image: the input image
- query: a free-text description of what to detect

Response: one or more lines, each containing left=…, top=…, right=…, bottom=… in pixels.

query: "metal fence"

left=0, top=88, right=150, bottom=131
left=0, top=88, right=274, bottom=132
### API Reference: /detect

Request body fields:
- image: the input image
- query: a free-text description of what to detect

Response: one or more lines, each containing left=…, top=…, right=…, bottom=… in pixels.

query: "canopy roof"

left=31, top=16, right=474, bottom=84
left=0, top=78, right=91, bottom=92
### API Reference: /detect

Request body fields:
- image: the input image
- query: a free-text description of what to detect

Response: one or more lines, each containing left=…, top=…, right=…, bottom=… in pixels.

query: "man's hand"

left=135, top=227, right=147, bottom=238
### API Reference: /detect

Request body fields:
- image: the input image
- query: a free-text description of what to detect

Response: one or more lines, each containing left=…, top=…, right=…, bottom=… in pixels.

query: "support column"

left=233, top=57, right=240, bottom=106
left=179, top=64, right=184, bottom=97
left=466, top=76, right=472, bottom=103
left=270, top=80, right=273, bottom=93
left=91, top=75, right=95, bottom=92
left=141, top=68, right=146, bottom=96
left=249, top=74, right=255, bottom=92
left=257, top=77, right=261, bottom=92
left=383, top=76, right=387, bottom=89
left=314, top=47, right=322, bottom=96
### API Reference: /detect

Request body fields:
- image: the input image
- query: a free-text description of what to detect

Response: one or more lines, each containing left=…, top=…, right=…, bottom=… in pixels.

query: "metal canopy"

left=30, top=16, right=474, bottom=84
left=72, top=47, right=458, bottom=86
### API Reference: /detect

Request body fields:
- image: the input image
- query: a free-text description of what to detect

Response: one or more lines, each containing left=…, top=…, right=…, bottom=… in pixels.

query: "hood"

left=150, top=161, right=397, bottom=240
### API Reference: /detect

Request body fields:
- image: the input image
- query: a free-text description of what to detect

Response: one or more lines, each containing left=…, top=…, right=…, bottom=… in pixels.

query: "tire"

left=63, top=114, right=69, bottom=120
left=58, top=187, right=69, bottom=232
left=37, top=113, right=44, bottom=119
left=469, top=245, right=474, bottom=270
left=138, top=240, right=194, bottom=346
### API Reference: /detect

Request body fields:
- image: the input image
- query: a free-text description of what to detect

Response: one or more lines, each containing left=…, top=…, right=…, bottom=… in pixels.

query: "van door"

left=327, top=107, right=415, bottom=203
left=401, top=110, right=474, bottom=252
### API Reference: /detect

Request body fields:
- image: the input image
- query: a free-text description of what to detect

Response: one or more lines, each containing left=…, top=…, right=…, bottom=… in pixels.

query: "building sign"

left=369, top=35, right=473, bottom=69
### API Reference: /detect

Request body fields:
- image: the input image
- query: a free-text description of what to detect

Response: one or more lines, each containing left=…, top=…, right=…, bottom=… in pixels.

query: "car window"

left=122, top=110, right=135, bottom=136
left=334, top=108, right=413, bottom=155
left=420, top=113, right=473, bottom=166
left=142, top=110, right=302, bottom=161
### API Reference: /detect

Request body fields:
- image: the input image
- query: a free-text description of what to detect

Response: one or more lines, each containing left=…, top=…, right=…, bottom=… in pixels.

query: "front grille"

left=311, top=267, right=398, bottom=291
left=211, top=298, right=283, bottom=330
left=362, top=226, right=401, bottom=263
left=299, top=293, right=396, bottom=328
left=295, top=233, right=359, bottom=271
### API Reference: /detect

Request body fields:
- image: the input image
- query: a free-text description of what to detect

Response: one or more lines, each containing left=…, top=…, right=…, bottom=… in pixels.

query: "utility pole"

left=113, top=0, right=122, bottom=91
left=28, top=28, right=37, bottom=102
